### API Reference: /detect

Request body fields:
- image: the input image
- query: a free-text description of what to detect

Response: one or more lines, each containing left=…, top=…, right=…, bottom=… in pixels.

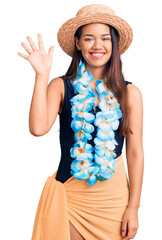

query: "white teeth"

left=91, top=53, right=104, bottom=56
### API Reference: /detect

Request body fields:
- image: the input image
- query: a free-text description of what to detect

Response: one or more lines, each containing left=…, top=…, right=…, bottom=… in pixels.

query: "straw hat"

left=57, top=4, right=133, bottom=56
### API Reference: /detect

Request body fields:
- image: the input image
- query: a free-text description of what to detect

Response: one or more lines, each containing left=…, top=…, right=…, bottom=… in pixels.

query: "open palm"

left=17, top=33, right=54, bottom=75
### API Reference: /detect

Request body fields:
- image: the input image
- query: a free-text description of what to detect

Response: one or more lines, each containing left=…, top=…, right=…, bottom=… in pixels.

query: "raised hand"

left=17, top=33, right=54, bottom=75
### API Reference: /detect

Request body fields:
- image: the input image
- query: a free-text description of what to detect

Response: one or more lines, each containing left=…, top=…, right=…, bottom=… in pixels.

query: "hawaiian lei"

left=69, top=59, right=122, bottom=185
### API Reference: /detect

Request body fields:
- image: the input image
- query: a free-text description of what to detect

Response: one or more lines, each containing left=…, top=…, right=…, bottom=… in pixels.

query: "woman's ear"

left=75, top=37, right=81, bottom=51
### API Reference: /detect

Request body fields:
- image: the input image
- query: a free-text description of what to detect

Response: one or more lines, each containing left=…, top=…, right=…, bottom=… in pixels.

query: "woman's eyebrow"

left=83, top=33, right=111, bottom=37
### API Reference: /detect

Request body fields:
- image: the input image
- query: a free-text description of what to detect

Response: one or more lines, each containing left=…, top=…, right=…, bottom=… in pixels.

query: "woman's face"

left=75, top=23, right=112, bottom=71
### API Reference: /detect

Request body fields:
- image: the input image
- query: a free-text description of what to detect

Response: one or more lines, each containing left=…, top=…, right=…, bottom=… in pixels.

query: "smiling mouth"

left=89, top=52, right=106, bottom=58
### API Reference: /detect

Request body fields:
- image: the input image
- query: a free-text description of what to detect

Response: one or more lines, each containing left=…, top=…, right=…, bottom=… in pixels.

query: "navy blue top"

left=56, top=77, right=132, bottom=183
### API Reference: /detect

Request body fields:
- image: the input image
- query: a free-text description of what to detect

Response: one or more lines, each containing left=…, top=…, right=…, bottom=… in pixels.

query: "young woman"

left=17, top=4, right=144, bottom=240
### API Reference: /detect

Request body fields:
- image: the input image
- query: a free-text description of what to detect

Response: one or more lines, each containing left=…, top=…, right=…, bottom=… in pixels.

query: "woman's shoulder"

left=50, top=75, right=72, bottom=85
left=47, top=76, right=66, bottom=103
left=125, top=80, right=142, bottom=98
left=49, top=75, right=72, bottom=88
left=48, top=76, right=65, bottom=90
left=48, top=75, right=72, bottom=103
left=126, top=82, right=143, bottom=108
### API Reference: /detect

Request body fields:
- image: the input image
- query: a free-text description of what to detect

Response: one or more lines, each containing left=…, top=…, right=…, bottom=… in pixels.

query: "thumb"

left=48, top=46, right=55, bottom=57
left=121, top=220, right=127, bottom=237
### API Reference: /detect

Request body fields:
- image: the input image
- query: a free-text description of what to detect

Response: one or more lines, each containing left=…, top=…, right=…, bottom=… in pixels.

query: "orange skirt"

left=31, top=154, right=130, bottom=240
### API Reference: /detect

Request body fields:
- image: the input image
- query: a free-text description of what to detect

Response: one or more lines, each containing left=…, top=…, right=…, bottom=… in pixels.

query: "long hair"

left=65, top=24, right=133, bottom=138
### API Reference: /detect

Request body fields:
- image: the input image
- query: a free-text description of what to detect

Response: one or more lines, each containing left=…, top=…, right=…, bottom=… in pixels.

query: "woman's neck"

left=85, top=63, right=105, bottom=81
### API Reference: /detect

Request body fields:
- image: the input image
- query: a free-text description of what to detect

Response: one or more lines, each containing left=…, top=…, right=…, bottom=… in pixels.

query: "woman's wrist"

left=127, top=203, right=140, bottom=210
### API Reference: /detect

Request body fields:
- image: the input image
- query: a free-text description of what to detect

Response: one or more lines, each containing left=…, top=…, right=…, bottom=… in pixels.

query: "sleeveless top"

left=56, top=76, right=132, bottom=183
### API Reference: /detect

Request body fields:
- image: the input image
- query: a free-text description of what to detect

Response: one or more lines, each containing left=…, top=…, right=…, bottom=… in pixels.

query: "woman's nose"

left=92, top=40, right=102, bottom=49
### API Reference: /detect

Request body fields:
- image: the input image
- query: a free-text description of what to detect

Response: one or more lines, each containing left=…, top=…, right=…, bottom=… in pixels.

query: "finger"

left=122, top=237, right=130, bottom=240
left=37, top=33, right=45, bottom=52
left=48, top=46, right=55, bottom=57
left=17, top=51, right=29, bottom=60
left=21, top=42, right=33, bottom=54
left=121, top=220, right=128, bottom=238
left=26, top=36, right=37, bottom=51
left=127, top=226, right=138, bottom=239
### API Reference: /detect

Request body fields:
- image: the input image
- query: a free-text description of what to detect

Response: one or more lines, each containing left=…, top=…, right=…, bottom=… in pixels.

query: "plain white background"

left=0, top=0, right=161, bottom=239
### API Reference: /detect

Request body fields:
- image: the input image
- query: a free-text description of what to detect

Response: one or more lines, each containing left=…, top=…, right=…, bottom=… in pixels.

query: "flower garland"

left=69, top=59, right=122, bottom=185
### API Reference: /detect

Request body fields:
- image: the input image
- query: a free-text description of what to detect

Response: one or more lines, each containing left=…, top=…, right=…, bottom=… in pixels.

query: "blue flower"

left=70, top=141, right=94, bottom=161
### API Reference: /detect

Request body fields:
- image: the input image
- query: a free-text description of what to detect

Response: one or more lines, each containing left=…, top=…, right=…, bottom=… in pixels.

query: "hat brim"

left=57, top=13, right=133, bottom=56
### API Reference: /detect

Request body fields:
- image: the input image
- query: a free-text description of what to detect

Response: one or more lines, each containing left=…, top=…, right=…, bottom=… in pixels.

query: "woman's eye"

left=84, top=38, right=93, bottom=41
left=102, top=38, right=111, bottom=40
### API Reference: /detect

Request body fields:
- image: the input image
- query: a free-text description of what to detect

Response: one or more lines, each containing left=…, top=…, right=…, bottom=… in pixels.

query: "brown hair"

left=65, top=24, right=133, bottom=138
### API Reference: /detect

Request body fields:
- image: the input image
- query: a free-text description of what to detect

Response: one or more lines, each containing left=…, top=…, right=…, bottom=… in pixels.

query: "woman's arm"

left=121, top=83, right=144, bottom=240
left=17, top=34, right=62, bottom=136
left=29, top=75, right=63, bottom=136
left=126, top=84, right=144, bottom=209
